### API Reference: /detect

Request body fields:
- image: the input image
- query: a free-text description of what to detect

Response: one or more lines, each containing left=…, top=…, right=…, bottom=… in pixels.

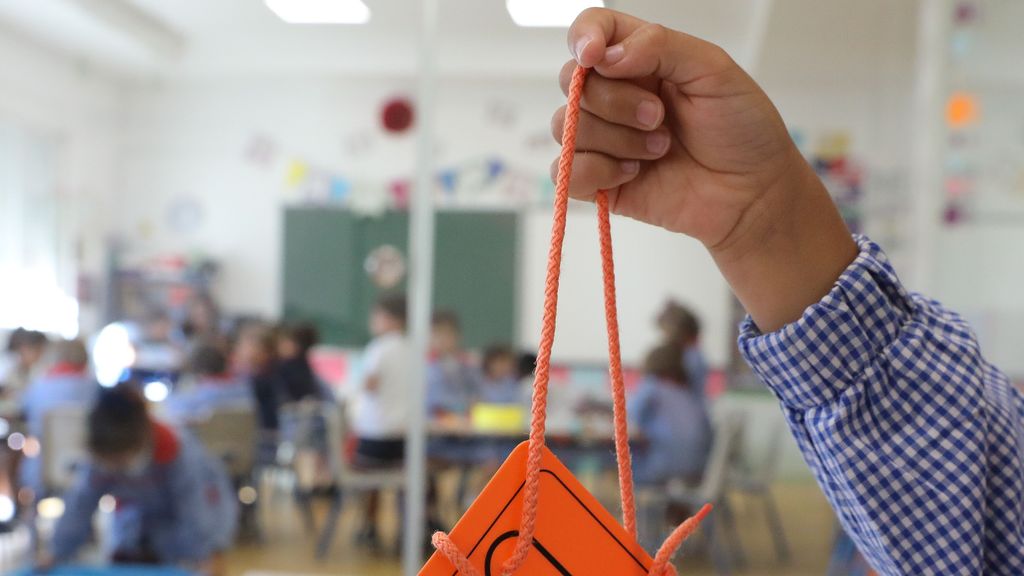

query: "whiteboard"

left=517, top=204, right=733, bottom=368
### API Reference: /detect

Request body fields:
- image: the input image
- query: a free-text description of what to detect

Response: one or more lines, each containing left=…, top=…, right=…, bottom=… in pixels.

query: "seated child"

left=0, top=328, right=48, bottom=402
left=627, top=344, right=712, bottom=486
left=20, top=339, right=99, bottom=496
left=275, top=322, right=324, bottom=402
left=557, top=8, right=1024, bottom=569
left=44, top=384, right=236, bottom=573
left=425, top=310, right=480, bottom=420
left=477, top=344, right=523, bottom=405
left=656, top=301, right=708, bottom=399
left=233, top=326, right=283, bottom=433
left=162, top=342, right=252, bottom=424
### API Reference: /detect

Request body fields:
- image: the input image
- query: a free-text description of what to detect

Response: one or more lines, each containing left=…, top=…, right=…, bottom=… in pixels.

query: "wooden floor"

left=225, top=479, right=839, bottom=576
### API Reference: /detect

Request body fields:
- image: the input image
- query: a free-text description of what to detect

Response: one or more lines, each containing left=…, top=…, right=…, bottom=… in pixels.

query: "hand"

left=554, top=8, right=858, bottom=331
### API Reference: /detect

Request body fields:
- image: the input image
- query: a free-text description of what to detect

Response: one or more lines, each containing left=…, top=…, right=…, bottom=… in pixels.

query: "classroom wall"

left=108, top=2, right=924, bottom=369
left=0, top=24, right=124, bottom=336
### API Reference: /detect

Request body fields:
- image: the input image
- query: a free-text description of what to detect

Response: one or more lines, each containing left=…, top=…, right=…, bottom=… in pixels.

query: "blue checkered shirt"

left=738, top=235, right=1024, bottom=575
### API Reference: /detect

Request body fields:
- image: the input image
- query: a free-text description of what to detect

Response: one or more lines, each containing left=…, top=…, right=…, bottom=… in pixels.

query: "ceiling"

left=0, top=0, right=772, bottom=78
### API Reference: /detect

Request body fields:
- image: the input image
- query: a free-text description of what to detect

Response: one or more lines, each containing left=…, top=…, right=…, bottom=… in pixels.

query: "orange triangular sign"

left=420, top=441, right=654, bottom=575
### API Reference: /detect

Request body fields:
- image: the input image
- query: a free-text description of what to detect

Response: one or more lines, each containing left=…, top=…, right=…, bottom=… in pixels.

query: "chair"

left=636, top=410, right=746, bottom=575
left=280, top=399, right=405, bottom=559
left=727, top=418, right=791, bottom=564
left=41, top=407, right=90, bottom=495
left=187, top=406, right=260, bottom=540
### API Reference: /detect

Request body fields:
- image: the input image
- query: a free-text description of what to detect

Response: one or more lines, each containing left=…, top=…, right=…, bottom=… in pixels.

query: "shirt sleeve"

left=51, top=467, right=103, bottom=563
left=738, top=234, right=1024, bottom=574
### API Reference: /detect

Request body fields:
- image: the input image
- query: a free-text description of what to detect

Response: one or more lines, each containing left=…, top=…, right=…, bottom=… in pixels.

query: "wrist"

left=710, top=151, right=858, bottom=333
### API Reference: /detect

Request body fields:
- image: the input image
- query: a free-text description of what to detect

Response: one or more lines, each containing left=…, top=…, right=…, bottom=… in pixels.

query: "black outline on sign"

left=445, top=468, right=649, bottom=575
left=484, top=531, right=570, bottom=575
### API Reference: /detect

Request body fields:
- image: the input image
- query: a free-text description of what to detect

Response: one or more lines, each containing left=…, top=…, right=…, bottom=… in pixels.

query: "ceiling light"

left=265, top=0, right=371, bottom=24
left=506, top=0, right=603, bottom=28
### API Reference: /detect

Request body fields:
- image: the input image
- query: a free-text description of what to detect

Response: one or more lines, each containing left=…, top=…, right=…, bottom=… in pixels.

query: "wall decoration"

left=244, top=133, right=278, bottom=167
left=285, top=159, right=309, bottom=188
left=364, top=244, right=406, bottom=289
left=343, top=131, right=375, bottom=157
left=381, top=96, right=415, bottom=134
left=388, top=179, right=411, bottom=209
left=946, top=92, right=979, bottom=129
left=486, top=100, right=518, bottom=128
left=329, top=177, right=351, bottom=202
left=165, top=196, right=204, bottom=235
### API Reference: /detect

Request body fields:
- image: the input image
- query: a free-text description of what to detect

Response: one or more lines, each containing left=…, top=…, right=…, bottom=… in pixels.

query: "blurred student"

left=276, top=322, right=324, bottom=402
left=628, top=344, right=712, bottom=486
left=348, top=294, right=411, bottom=549
left=234, top=326, right=282, bottom=433
left=478, top=345, right=522, bottom=405
left=43, top=384, right=236, bottom=574
left=180, top=293, right=224, bottom=350
left=0, top=328, right=48, bottom=401
left=20, top=339, right=98, bottom=495
left=163, top=342, right=252, bottom=424
left=657, top=301, right=708, bottom=399
left=426, top=311, right=479, bottom=419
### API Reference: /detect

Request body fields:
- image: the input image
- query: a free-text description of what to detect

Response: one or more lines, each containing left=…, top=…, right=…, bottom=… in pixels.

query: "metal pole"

left=403, top=0, right=438, bottom=572
left=908, top=0, right=949, bottom=292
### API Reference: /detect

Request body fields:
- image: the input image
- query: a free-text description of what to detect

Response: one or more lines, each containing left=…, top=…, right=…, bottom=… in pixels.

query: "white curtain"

left=0, top=121, right=77, bottom=337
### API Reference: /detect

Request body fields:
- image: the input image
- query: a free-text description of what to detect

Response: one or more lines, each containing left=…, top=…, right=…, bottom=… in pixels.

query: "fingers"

left=558, top=60, right=664, bottom=130
left=550, top=153, right=639, bottom=201
left=568, top=8, right=648, bottom=67
left=568, top=8, right=738, bottom=89
left=551, top=107, right=671, bottom=160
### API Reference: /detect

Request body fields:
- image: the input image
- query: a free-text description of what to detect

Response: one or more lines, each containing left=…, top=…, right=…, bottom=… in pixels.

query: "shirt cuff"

left=737, top=235, right=915, bottom=410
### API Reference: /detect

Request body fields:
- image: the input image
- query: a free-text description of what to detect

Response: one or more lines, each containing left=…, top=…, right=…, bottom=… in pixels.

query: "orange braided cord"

left=499, top=62, right=589, bottom=576
left=649, top=504, right=714, bottom=575
left=430, top=63, right=711, bottom=575
left=596, top=189, right=638, bottom=539
left=431, top=531, right=481, bottom=576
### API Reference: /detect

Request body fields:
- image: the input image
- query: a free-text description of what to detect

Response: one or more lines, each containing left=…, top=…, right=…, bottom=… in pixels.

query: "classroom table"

left=12, top=567, right=194, bottom=576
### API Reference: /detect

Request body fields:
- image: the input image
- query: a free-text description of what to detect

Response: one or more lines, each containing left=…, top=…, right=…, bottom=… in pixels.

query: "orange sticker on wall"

left=946, top=92, right=979, bottom=128
left=420, top=441, right=653, bottom=575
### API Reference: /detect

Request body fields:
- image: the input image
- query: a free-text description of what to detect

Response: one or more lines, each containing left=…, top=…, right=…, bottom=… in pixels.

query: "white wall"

left=113, top=75, right=567, bottom=319
left=0, top=24, right=124, bottom=335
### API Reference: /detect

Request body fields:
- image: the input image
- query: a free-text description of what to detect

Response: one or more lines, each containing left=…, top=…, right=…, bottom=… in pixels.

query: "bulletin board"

left=282, top=207, right=518, bottom=349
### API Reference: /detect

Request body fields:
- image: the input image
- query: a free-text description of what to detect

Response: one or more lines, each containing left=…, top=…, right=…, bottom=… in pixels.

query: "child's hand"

left=554, top=8, right=858, bottom=332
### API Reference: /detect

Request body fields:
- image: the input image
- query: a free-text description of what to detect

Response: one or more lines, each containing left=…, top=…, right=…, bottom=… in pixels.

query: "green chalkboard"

left=282, top=207, right=518, bottom=349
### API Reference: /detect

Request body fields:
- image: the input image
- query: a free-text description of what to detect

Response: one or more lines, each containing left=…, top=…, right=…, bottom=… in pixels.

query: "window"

left=0, top=121, right=77, bottom=337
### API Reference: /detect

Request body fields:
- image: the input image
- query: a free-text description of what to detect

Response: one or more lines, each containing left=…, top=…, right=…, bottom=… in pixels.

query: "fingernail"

left=636, top=101, right=660, bottom=129
left=621, top=160, right=640, bottom=175
left=604, top=44, right=625, bottom=64
left=646, top=132, right=670, bottom=155
left=573, top=35, right=592, bottom=64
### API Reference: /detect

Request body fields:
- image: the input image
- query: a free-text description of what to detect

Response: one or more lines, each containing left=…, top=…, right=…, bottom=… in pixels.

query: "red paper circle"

left=381, top=98, right=415, bottom=133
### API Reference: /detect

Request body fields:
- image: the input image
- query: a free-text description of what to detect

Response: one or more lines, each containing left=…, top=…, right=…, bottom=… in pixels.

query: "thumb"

left=595, top=23, right=741, bottom=89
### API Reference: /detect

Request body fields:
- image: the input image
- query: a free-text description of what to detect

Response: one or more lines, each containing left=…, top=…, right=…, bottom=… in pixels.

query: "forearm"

left=710, top=151, right=858, bottom=333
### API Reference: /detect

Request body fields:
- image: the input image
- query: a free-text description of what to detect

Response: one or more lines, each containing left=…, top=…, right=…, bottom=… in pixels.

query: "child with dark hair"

left=426, top=310, right=480, bottom=418
left=657, top=300, right=708, bottom=399
left=42, top=384, right=236, bottom=573
left=275, top=322, right=323, bottom=402
left=0, top=328, right=48, bottom=401
left=234, top=326, right=283, bottom=432
left=162, top=341, right=252, bottom=424
left=478, top=344, right=522, bottom=405
left=20, top=339, right=98, bottom=495
left=628, top=344, right=712, bottom=485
